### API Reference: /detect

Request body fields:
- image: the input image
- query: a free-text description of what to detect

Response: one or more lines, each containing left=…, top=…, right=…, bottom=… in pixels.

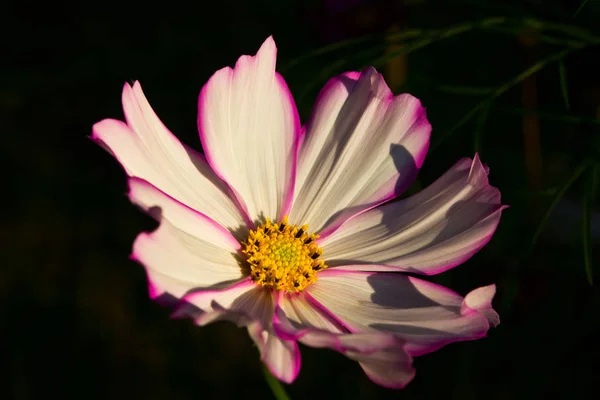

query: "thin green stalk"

left=263, top=365, right=291, bottom=400
left=280, top=34, right=378, bottom=73
left=295, top=18, right=508, bottom=103
left=431, top=48, right=576, bottom=153
left=438, top=84, right=494, bottom=96
left=373, top=17, right=507, bottom=67
left=583, top=166, right=595, bottom=285
left=479, top=26, right=587, bottom=48
left=474, top=101, right=492, bottom=155
left=520, top=18, right=600, bottom=44
left=284, top=17, right=507, bottom=73
left=573, top=0, right=590, bottom=17
left=281, top=29, right=427, bottom=74
left=496, top=106, right=600, bottom=125
left=284, top=16, right=600, bottom=77
left=559, top=61, right=570, bottom=110
left=531, top=160, right=591, bottom=250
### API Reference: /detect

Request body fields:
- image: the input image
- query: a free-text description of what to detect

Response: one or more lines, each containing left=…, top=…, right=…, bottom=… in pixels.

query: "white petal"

left=172, top=279, right=262, bottom=323
left=349, top=342, right=415, bottom=389
left=320, top=155, right=505, bottom=275
left=259, top=328, right=301, bottom=384
left=308, top=270, right=495, bottom=356
left=289, top=68, right=430, bottom=237
left=198, top=36, right=300, bottom=223
left=278, top=293, right=348, bottom=336
left=129, top=178, right=244, bottom=300
left=174, top=282, right=300, bottom=383
left=93, top=82, right=247, bottom=236
left=462, top=284, right=500, bottom=327
left=274, top=297, right=415, bottom=388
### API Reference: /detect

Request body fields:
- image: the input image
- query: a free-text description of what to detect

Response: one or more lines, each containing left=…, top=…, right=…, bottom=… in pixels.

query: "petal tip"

left=255, top=35, right=277, bottom=64
left=463, top=284, right=501, bottom=327
left=262, top=341, right=301, bottom=384
left=468, top=153, right=489, bottom=185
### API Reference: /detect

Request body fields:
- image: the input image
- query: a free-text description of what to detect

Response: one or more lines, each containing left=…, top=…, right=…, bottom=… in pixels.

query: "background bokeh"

left=4, top=0, right=600, bottom=398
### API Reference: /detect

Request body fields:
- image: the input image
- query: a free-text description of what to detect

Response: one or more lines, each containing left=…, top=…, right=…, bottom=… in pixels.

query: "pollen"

left=241, top=216, right=327, bottom=292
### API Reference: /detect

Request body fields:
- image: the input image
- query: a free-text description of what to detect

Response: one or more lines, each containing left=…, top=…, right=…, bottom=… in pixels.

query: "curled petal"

left=462, top=284, right=500, bottom=327
left=174, top=281, right=300, bottom=383
left=93, top=82, right=247, bottom=235
left=307, top=270, right=497, bottom=356
left=274, top=296, right=415, bottom=389
left=289, top=68, right=430, bottom=237
left=129, top=178, right=244, bottom=301
left=320, top=155, right=505, bottom=275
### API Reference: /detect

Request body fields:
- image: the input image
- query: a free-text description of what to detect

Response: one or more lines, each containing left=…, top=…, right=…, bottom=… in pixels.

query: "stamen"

left=241, top=216, right=327, bottom=292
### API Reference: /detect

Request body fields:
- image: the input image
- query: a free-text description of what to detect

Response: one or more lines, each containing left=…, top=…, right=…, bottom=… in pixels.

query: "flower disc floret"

left=242, top=216, right=327, bottom=292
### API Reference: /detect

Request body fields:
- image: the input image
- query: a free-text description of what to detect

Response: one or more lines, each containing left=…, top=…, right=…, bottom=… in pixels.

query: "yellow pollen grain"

left=241, top=216, right=327, bottom=292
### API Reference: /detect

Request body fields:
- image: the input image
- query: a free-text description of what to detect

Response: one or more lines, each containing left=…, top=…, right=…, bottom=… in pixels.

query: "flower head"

left=93, top=36, right=505, bottom=388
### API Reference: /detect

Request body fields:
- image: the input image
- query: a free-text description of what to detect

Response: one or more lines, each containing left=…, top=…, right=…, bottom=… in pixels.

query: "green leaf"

left=559, top=61, right=570, bottom=110
left=531, top=160, right=591, bottom=251
left=262, top=365, right=291, bottom=400
left=474, top=101, right=492, bottom=155
left=583, top=166, right=595, bottom=285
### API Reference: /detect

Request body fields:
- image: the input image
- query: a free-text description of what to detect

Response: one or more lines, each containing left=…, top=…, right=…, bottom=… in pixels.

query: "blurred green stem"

left=483, top=26, right=586, bottom=47
left=583, top=166, right=595, bottom=285
left=474, top=101, right=492, bottom=155
left=373, top=17, right=506, bottom=67
left=285, top=15, right=598, bottom=73
left=431, top=48, right=577, bottom=152
left=531, top=159, right=591, bottom=250
left=263, top=365, right=291, bottom=400
left=558, top=61, right=571, bottom=110
left=496, top=106, right=600, bottom=125
left=296, top=17, right=507, bottom=102
left=573, top=0, right=590, bottom=17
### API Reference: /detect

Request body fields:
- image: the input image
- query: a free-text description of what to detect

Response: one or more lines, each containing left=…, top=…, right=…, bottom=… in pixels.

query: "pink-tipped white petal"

left=198, top=36, right=300, bottom=223
left=350, top=341, right=416, bottom=389
left=174, top=282, right=300, bottom=383
left=320, top=155, right=505, bottom=275
left=274, top=296, right=415, bottom=389
left=172, top=279, right=260, bottom=323
left=307, top=270, right=497, bottom=356
left=129, top=178, right=244, bottom=300
left=93, top=83, right=247, bottom=236
left=289, top=68, right=431, bottom=237
left=462, top=284, right=500, bottom=327
left=260, top=329, right=301, bottom=384
left=278, top=293, right=348, bottom=337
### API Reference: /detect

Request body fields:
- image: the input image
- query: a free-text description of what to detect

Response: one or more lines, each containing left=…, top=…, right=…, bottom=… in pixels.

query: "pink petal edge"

left=273, top=294, right=416, bottom=389
left=173, top=281, right=301, bottom=383
left=320, top=154, right=507, bottom=276
left=126, top=177, right=244, bottom=302
left=302, top=68, right=431, bottom=241
left=127, top=177, right=241, bottom=249
left=197, top=36, right=300, bottom=224
left=311, top=269, right=497, bottom=356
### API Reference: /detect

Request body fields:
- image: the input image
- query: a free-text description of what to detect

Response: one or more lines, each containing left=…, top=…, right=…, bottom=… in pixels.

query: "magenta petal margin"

left=93, top=35, right=504, bottom=390
left=197, top=36, right=301, bottom=225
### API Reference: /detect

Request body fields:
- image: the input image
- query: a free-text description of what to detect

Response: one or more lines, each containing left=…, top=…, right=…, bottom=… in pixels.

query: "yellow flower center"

left=242, top=216, right=327, bottom=292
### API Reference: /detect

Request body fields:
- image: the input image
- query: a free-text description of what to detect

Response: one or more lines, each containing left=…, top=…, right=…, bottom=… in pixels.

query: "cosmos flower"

left=93, top=36, right=504, bottom=388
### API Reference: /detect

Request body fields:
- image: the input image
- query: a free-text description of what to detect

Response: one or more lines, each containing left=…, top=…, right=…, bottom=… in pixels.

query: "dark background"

left=3, top=0, right=600, bottom=398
